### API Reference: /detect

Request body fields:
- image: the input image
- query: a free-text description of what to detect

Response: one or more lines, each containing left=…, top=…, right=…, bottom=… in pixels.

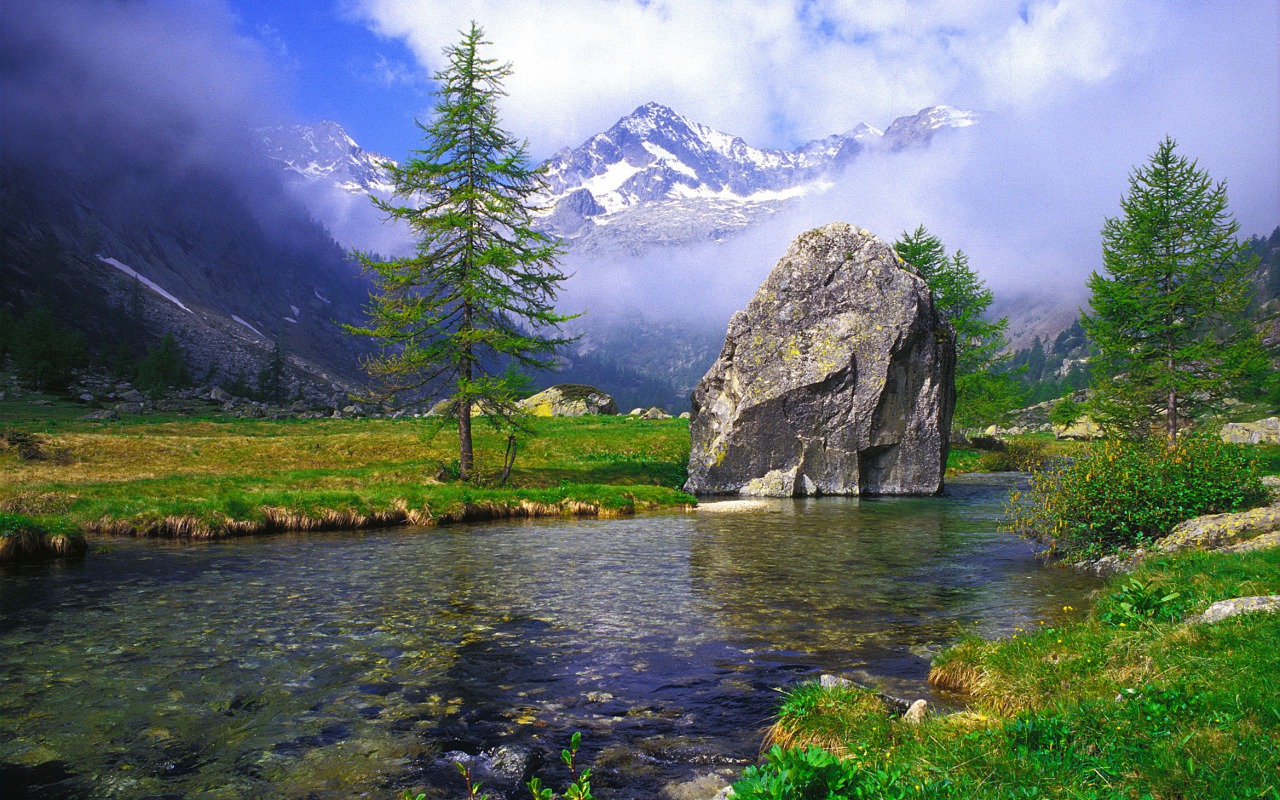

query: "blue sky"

left=229, top=0, right=429, bottom=158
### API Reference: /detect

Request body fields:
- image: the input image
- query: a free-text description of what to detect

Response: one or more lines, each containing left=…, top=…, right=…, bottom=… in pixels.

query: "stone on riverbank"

left=516, top=384, right=617, bottom=416
left=1156, top=503, right=1280, bottom=553
left=1195, top=595, right=1280, bottom=624
left=685, top=223, right=955, bottom=497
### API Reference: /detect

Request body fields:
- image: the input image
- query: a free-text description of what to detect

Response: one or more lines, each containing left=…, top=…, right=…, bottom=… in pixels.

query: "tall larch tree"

left=347, top=22, right=574, bottom=481
left=895, top=225, right=1017, bottom=428
left=1083, top=137, right=1260, bottom=442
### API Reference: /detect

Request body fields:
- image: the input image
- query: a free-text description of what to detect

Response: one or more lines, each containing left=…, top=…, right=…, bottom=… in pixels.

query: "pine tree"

left=895, top=226, right=1018, bottom=428
left=1083, top=137, right=1261, bottom=442
left=346, top=23, right=573, bottom=481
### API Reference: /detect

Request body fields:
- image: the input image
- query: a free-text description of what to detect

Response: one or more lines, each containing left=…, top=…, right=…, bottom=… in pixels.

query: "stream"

left=0, top=474, right=1099, bottom=799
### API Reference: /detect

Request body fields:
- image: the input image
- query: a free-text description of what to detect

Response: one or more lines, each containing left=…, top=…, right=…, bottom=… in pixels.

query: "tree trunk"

left=1167, top=383, right=1178, bottom=445
left=459, top=303, right=474, bottom=481
left=458, top=399, right=473, bottom=481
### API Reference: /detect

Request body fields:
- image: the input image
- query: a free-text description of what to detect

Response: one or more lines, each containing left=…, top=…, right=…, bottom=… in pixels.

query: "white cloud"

left=351, top=0, right=1151, bottom=154
left=351, top=0, right=1277, bottom=316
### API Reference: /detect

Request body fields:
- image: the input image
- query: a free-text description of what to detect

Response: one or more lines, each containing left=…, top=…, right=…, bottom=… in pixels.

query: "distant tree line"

left=0, top=299, right=298, bottom=403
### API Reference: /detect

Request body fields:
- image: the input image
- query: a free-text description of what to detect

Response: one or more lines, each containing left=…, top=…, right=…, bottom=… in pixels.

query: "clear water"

left=0, top=475, right=1097, bottom=799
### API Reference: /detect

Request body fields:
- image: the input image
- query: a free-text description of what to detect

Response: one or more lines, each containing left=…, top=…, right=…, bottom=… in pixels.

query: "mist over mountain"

left=0, top=0, right=371, bottom=393
left=260, top=102, right=982, bottom=407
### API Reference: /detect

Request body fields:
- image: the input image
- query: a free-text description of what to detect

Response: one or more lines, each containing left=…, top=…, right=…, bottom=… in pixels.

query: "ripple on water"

left=0, top=476, right=1098, bottom=798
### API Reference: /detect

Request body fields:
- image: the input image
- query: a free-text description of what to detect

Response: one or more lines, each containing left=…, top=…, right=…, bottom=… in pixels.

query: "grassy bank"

left=1, top=401, right=694, bottom=543
left=751, top=547, right=1280, bottom=798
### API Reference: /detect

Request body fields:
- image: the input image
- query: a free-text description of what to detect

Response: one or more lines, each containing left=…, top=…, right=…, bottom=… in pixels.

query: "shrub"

left=730, top=745, right=911, bottom=800
left=977, top=438, right=1049, bottom=472
left=1048, top=397, right=1082, bottom=428
left=1005, top=433, right=1268, bottom=556
left=1095, top=576, right=1189, bottom=626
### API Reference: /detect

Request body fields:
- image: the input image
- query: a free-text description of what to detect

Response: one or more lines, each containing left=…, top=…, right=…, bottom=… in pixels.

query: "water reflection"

left=0, top=476, right=1097, bottom=799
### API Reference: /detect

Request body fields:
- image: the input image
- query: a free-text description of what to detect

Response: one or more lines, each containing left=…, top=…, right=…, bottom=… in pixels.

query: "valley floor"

left=0, top=391, right=693, bottom=556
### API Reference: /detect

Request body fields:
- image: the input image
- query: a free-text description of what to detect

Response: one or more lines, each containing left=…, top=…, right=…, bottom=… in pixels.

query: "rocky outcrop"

left=685, top=223, right=955, bottom=496
left=1220, top=417, right=1280, bottom=445
left=1157, top=503, right=1280, bottom=553
left=516, top=384, right=617, bottom=416
left=1054, top=416, right=1102, bottom=441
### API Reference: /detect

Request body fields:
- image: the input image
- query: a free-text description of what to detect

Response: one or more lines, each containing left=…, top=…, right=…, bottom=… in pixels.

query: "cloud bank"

left=350, top=0, right=1276, bottom=323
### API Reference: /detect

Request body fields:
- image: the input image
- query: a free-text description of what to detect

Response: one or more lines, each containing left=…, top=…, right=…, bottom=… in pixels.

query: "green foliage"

left=759, top=549, right=1280, bottom=800
left=1096, top=577, right=1186, bottom=626
left=0, top=307, right=15, bottom=362
left=895, top=226, right=1019, bottom=428
left=975, top=438, right=1049, bottom=472
left=134, top=334, right=189, bottom=396
left=255, top=343, right=287, bottom=405
left=731, top=745, right=914, bottom=800
left=9, top=304, right=86, bottom=390
left=1084, top=137, right=1263, bottom=441
left=456, top=761, right=489, bottom=800
left=1005, top=433, right=1268, bottom=555
left=347, top=22, right=574, bottom=481
left=1047, top=397, right=1082, bottom=428
left=528, top=731, right=593, bottom=800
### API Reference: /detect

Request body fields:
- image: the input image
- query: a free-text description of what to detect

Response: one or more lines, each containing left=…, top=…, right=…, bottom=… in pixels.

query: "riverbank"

left=0, top=400, right=695, bottom=558
left=754, top=518, right=1280, bottom=798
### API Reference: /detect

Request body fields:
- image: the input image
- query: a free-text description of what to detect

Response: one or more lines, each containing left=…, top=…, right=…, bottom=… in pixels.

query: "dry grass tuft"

left=0, top=530, right=88, bottom=563
left=928, top=661, right=983, bottom=695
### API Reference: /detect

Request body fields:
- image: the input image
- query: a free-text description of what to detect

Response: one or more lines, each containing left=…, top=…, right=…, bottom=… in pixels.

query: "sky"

left=3, top=0, right=1277, bottom=318
left=235, top=1, right=1278, bottom=293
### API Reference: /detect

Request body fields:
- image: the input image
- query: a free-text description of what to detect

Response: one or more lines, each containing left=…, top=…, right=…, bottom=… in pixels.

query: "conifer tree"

left=895, top=226, right=1017, bottom=428
left=1083, top=137, right=1260, bottom=442
left=347, top=23, right=573, bottom=481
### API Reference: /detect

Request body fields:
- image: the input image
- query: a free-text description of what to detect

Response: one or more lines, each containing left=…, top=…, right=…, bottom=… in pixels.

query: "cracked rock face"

left=684, top=223, right=955, bottom=497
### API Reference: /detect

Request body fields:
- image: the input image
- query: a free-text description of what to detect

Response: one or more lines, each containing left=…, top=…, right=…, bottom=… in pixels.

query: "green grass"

left=1, top=396, right=694, bottom=539
left=753, top=548, right=1280, bottom=799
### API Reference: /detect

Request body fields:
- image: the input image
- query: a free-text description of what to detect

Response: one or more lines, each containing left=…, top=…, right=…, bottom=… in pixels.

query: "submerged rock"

left=685, top=223, right=954, bottom=496
left=517, top=384, right=618, bottom=416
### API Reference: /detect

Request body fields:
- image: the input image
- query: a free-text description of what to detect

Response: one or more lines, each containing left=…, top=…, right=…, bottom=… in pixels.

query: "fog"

left=0, top=0, right=312, bottom=247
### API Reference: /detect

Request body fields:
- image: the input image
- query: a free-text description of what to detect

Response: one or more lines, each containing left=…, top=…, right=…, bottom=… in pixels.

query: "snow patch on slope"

left=97, top=256, right=192, bottom=313
left=232, top=315, right=267, bottom=339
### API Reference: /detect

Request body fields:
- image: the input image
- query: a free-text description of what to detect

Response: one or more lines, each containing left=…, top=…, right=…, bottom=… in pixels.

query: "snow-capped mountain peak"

left=258, top=120, right=397, bottom=195
left=538, top=102, right=978, bottom=250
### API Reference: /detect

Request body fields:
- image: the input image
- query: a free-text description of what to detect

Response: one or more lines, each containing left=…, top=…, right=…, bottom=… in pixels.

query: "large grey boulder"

left=516, top=384, right=617, bottom=416
left=1220, top=417, right=1280, bottom=445
left=685, top=223, right=955, bottom=496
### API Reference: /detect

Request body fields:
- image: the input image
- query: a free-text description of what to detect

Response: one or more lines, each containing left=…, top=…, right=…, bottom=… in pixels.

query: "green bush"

left=1048, top=397, right=1082, bottom=428
left=1095, top=576, right=1189, bottom=626
left=976, top=438, right=1049, bottom=472
left=1005, top=433, right=1268, bottom=556
left=730, top=745, right=912, bottom=800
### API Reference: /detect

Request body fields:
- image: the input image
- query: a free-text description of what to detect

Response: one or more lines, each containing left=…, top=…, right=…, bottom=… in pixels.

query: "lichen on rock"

left=684, top=223, right=955, bottom=497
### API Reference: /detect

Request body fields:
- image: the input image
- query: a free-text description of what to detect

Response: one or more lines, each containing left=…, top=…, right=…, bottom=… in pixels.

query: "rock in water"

left=685, top=223, right=955, bottom=496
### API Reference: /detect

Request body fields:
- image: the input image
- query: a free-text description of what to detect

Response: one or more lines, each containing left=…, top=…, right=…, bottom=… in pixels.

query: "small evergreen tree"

left=135, top=334, right=189, bottom=395
left=12, top=304, right=86, bottom=391
left=346, top=22, right=574, bottom=481
left=1083, top=137, right=1261, bottom=442
left=895, top=226, right=1019, bottom=428
left=256, top=343, right=287, bottom=405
